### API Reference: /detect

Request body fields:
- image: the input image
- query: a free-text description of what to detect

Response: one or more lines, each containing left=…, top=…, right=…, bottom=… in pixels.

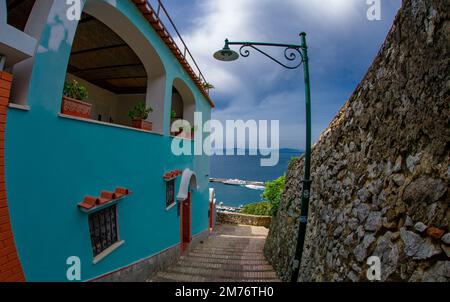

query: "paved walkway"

left=149, top=224, right=280, bottom=282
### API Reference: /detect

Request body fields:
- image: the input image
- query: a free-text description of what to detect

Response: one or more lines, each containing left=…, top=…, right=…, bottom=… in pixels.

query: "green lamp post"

left=214, top=33, right=313, bottom=282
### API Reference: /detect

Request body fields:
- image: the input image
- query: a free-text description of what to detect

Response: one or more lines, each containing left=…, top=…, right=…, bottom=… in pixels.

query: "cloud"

left=170, top=0, right=401, bottom=148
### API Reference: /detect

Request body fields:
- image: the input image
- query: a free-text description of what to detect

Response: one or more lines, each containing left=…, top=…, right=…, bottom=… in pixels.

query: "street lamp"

left=214, top=33, right=313, bottom=283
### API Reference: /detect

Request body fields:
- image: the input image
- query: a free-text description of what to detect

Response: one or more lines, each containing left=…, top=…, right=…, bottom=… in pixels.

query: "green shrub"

left=288, top=156, right=298, bottom=169
left=241, top=202, right=271, bottom=216
left=63, top=80, right=88, bottom=101
left=202, top=82, right=215, bottom=90
left=262, top=176, right=285, bottom=216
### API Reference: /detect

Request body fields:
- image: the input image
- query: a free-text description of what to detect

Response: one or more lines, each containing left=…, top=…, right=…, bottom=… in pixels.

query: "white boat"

left=223, top=179, right=246, bottom=186
left=245, top=184, right=266, bottom=190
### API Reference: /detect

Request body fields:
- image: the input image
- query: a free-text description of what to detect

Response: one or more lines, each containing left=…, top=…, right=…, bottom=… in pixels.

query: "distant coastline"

left=211, top=148, right=303, bottom=155
left=210, top=149, right=303, bottom=207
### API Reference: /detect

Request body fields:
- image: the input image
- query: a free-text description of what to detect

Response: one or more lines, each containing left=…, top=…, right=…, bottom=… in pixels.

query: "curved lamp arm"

left=227, top=41, right=305, bottom=70
left=238, top=44, right=304, bottom=70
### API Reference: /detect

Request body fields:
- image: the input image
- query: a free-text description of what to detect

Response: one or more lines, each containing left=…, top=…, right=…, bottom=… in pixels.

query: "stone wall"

left=218, top=212, right=272, bottom=228
left=265, top=0, right=449, bottom=282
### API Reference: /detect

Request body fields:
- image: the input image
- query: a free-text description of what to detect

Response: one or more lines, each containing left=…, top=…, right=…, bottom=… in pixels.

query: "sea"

left=210, top=149, right=303, bottom=207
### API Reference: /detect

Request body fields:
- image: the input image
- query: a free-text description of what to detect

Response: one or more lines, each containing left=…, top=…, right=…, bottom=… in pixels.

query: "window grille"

left=88, top=205, right=119, bottom=257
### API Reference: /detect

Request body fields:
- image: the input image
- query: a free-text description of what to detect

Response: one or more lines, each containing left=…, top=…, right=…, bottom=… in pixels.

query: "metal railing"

left=145, top=0, right=209, bottom=92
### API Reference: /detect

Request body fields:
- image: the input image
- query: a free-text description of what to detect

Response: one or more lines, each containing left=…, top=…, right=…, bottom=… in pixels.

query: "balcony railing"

left=134, top=0, right=212, bottom=100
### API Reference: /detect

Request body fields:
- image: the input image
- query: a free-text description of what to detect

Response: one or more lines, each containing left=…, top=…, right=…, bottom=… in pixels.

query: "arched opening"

left=5, top=0, right=36, bottom=32
left=170, top=78, right=196, bottom=139
left=61, top=0, right=166, bottom=133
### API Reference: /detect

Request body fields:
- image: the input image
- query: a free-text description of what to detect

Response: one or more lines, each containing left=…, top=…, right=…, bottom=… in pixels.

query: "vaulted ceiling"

left=67, top=13, right=148, bottom=94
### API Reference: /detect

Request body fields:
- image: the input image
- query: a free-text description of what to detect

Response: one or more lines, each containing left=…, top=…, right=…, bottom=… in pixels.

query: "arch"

left=83, top=0, right=165, bottom=78
left=59, top=0, right=167, bottom=133
left=170, top=78, right=196, bottom=136
left=5, top=0, right=37, bottom=32
left=177, top=169, right=198, bottom=201
left=0, top=0, right=36, bottom=71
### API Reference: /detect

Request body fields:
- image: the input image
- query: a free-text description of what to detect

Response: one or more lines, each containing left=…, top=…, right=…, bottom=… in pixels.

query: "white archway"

left=177, top=169, right=198, bottom=201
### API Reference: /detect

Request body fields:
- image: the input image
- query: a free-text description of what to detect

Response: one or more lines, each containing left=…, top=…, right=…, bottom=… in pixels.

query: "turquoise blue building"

left=0, top=0, right=214, bottom=282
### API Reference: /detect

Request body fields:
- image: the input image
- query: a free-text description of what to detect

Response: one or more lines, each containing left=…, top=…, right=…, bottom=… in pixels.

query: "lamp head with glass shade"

left=213, top=39, right=239, bottom=62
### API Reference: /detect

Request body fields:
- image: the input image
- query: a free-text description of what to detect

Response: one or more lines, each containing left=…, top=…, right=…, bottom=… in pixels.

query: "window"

left=166, top=179, right=175, bottom=209
left=88, top=205, right=119, bottom=257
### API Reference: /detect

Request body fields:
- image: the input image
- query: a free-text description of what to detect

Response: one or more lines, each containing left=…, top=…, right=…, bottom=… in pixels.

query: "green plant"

left=288, top=156, right=298, bottom=169
left=128, top=102, right=153, bottom=120
left=63, top=80, right=88, bottom=101
left=261, top=176, right=285, bottom=216
left=202, top=82, right=215, bottom=90
left=241, top=202, right=271, bottom=216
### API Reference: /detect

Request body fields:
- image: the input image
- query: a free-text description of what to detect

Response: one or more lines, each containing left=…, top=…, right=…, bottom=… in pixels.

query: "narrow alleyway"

left=148, top=224, right=280, bottom=282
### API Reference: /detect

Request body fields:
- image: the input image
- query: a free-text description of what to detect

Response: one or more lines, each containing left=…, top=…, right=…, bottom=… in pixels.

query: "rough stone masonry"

left=265, top=0, right=449, bottom=282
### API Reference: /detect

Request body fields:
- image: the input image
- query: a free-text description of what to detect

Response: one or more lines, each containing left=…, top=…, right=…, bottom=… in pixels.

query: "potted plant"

left=61, top=80, right=91, bottom=119
left=202, top=82, right=215, bottom=92
left=129, top=102, right=153, bottom=131
left=171, top=110, right=177, bottom=120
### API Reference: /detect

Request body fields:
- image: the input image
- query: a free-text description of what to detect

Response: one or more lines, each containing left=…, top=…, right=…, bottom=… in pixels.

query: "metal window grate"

left=166, top=179, right=175, bottom=208
left=88, top=205, right=119, bottom=257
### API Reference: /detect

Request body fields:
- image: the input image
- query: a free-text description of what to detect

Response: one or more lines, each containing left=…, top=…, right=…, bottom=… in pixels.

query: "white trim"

left=165, top=202, right=177, bottom=211
left=8, top=103, right=30, bottom=111
left=92, top=241, right=125, bottom=265
left=58, top=114, right=164, bottom=136
left=177, top=169, right=198, bottom=201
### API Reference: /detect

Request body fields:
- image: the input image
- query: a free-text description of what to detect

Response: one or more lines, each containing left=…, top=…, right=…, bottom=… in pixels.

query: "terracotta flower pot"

left=182, top=132, right=193, bottom=140
left=61, top=96, right=92, bottom=119
left=132, top=119, right=153, bottom=131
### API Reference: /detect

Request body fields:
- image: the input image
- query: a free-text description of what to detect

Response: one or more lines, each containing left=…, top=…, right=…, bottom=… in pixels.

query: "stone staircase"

left=148, top=224, right=280, bottom=282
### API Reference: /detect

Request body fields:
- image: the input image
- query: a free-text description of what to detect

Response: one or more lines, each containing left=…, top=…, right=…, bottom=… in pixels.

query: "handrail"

left=146, top=0, right=210, bottom=93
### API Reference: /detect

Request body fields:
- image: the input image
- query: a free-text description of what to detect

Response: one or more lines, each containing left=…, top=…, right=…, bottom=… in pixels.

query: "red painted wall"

left=0, top=71, right=26, bottom=282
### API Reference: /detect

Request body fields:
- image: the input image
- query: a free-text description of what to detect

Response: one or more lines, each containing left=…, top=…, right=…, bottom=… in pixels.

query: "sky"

left=160, top=0, right=402, bottom=149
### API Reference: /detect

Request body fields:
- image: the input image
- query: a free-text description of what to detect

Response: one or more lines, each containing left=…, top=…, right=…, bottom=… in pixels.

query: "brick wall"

left=0, top=71, right=26, bottom=282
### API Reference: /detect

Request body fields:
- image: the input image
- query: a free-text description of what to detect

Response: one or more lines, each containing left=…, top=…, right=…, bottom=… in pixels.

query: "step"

left=154, top=272, right=208, bottom=282
left=186, top=252, right=267, bottom=260
left=176, top=261, right=276, bottom=272
left=192, top=246, right=265, bottom=253
left=179, top=256, right=269, bottom=266
left=167, top=266, right=278, bottom=280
